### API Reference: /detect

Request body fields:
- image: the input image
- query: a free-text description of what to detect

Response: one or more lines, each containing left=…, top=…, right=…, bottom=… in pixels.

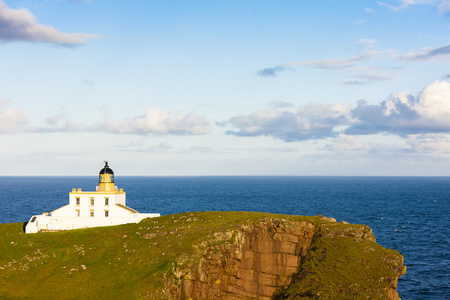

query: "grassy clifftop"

left=0, top=212, right=405, bottom=299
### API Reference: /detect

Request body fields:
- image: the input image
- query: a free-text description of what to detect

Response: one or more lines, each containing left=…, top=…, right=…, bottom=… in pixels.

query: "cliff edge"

left=0, top=212, right=405, bottom=299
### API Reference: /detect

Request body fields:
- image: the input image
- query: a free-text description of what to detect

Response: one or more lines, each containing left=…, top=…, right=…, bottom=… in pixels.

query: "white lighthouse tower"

left=25, top=162, right=160, bottom=234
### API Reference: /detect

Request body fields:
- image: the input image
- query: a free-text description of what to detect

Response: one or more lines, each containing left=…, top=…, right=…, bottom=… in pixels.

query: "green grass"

left=281, top=221, right=404, bottom=300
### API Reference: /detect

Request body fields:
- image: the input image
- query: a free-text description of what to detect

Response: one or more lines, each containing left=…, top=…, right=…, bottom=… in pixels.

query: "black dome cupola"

left=98, top=161, right=115, bottom=191
left=99, top=161, right=114, bottom=180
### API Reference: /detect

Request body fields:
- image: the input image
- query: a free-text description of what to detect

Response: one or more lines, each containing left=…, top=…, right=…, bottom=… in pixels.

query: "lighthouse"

left=25, top=162, right=160, bottom=233
left=98, top=161, right=115, bottom=192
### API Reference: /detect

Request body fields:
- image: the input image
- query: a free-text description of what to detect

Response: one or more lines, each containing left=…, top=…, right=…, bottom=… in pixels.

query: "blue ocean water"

left=0, top=176, right=449, bottom=299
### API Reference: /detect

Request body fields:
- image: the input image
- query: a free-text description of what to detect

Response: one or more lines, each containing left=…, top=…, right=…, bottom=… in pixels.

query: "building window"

left=76, top=210, right=80, bottom=217
left=90, top=211, right=94, bottom=217
left=90, top=198, right=94, bottom=206
left=105, top=197, right=109, bottom=206
left=76, top=198, right=80, bottom=205
left=105, top=211, right=109, bottom=217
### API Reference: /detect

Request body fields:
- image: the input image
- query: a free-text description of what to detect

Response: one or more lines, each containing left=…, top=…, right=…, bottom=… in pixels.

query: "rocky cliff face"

left=167, top=215, right=406, bottom=300
left=172, top=218, right=316, bottom=299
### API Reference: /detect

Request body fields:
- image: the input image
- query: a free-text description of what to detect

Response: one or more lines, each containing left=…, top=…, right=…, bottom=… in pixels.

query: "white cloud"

left=3, top=81, right=450, bottom=145
left=415, top=80, right=450, bottom=121
left=226, top=80, right=450, bottom=142
left=96, top=107, right=211, bottom=135
left=0, top=1, right=101, bottom=46
left=0, top=107, right=31, bottom=133
left=405, top=133, right=450, bottom=154
left=320, top=134, right=371, bottom=152
left=0, top=103, right=210, bottom=136
left=319, top=133, right=409, bottom=154
left=333, top=134, right=372, bottom=151
left=347, top=80, right=450, bottom=135
left=226, top=103, right=350, bottom=142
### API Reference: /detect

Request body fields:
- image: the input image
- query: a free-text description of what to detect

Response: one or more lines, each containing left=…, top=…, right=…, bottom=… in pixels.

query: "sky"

left=1, top=0, right=450, bottom=176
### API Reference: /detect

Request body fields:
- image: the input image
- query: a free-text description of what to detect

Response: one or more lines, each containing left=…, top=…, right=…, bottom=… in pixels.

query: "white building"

left=25, top=162, right=160, bottom=234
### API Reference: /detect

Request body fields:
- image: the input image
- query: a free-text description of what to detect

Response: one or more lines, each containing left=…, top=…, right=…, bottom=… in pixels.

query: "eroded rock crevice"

left=172, top=218, right=316, bottom=299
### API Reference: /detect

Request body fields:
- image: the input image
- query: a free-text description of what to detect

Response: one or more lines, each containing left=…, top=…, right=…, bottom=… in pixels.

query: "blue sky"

left=1, top=0, right=450, bottom=176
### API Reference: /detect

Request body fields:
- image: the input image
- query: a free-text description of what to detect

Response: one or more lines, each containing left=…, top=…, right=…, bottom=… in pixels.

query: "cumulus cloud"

left=0, top=104, right=210, bottom=136
left=0, top=1, right=101, bottom=46
left=346, top=80, right=450, bottom=135
left=319, top=134, right=380, bottom=152
left=226, top=103, right=350, bottom=142
left=225, top=80, right=450, bottom=142
left=96, top=107, right=211, bottom=135
left=0, top=106, right=31, bottom=133
left=404, top=133, right=450, bottom=154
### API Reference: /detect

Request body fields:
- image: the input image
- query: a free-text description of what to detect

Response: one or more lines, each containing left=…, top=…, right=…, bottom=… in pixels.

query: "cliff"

left=0, top=212, right=405, bottom=299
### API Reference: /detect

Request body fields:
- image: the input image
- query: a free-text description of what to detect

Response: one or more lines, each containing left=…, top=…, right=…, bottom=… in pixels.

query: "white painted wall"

left=52, top=190, right=134, bottom=218
left=25, top=213, right=160, bottom=234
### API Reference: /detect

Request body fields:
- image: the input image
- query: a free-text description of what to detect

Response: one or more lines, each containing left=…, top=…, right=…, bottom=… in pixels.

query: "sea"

left=0, top=176, right=449, bottom=300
